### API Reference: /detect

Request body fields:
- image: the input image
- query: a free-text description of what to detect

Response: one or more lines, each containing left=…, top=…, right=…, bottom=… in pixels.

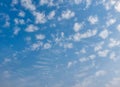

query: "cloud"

left=35, top=34, right=45, bottom=40
left=21, top=0, right=36, bottom=11
left=25, top=24, right=38, bottom=32
left=98, top=49, right=109, bottom=57
left=99, top=29, right=109, bottom=39
left=106, top=18, right=116, bottom=27
left=88, top=15, right=98, bottom=25
left=73, top=22, right=83, bottom=32
left=73, top=29, right=97, bottom=41
left=47, top=11, right=55, bottom=20
left=61, top=9, right=75, bottom=20
left=43, top=43, right=51, bottom=49
left=74, top=0, right=82, bottom=5
left=105, top=77, right=120, bottom=87
left=116, top=24, right=120, bottom=32
left=33, top=12, right=46, bottom=24
left=108, top=38, right=120, bottom=48
left=95, top=70, right=107, bottom=77
left=114, top=1, right=120, bottom=12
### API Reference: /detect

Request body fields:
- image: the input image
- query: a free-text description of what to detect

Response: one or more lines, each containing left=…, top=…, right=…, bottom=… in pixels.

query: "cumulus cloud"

left=25, top=24, right=38, bottom=32
left=61, top=9, right=75, bottom=20
left=33, top=12, right=46, bottom=24
left=73, top=29, right=97, bottom=41
left=35, top=34, right=45, bottom=40
left=114, top=1, right=120, bottom=12
left=116, top=24, right=120, bottom=32
left=73, top=22, right=83, bottom=32
left=47, top=11, right=55, bottom=20
left=98, top=49, right=109, bottom=57
left=43, top=43, right=51, bottom=49
left=105, top=77, right=120, bottom=87
left=74, top=0, right=82, bottom=5
left=88, top=15, right=98, bottom=25
left=99, top=29, right=109, bottom=39
left=95, top=70, right=107, bottom=77
left=21, top=0, right=36, bottom=11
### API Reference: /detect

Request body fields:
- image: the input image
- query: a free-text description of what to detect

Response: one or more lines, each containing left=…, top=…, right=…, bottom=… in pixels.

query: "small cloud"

left=25, top=24, right=38, bottom=32
left=61, top=9, right=75, bottom=20
left=99, top=29, right=109, bottom=39
left=88, top=15, right=98, bottom=25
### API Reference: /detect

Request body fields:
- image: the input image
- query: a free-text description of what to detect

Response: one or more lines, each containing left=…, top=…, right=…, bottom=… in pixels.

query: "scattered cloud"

left=25, top=24, right=38, bottom=32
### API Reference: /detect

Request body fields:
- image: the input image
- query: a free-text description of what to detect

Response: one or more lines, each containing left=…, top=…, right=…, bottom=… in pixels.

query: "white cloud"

left=25, top=24, right=38, bottom=32
left=98, top=49, right=109, bottom=57
left=94, top=41, right=104, bottom=52
left=74, top=0, right=82, bottom=5
left=43, top=43, right=51, bottom=49
left=36, top=34, right=45, bottom=40
left=48, top=11, right=55, bottom=20
left=67, top=61, right=73, bottom=68
left=14, top=27, right=20, bottom=35
left=116, top=24, right=120, bottom=32
left=19, top=11, right=25, bottom=17
left=79, top=57, right=88, bottom=63
left=21, top=0, right=36, bottom=11
left=114, top=1, right=120, bottom=12
left=109, top=52, right=116, bottom=61
left=108, top=38, right=120, bottom=48
left=106, top=18, right=116, bottom=27
left=73, top=22, right=83, bottom=32
left=73, top=29, right=97, bottom=41
left=39, top=0, right=54, bottom=6
left=105, top=77, right=120, bottom=87
left=95, top=70, right=107, bottom=77
left=99, top=29, right=109, bottom=39
left=85, top=0, right=92, bottom=8
left=61, top=9, right=75, bottom=20
left=64, top=43, right=73, bottom=49
left=102, top=0, right=116, bottom=10
left=31, top=42, right=43, bottom=51
left=88, top=15, right=98, bottom=24
left=33, top=12, right=46, bottom=24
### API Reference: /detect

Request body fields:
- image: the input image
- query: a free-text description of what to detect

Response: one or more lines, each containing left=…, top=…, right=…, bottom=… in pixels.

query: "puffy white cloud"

left=108, top=38, right=120, bottom=48
left=106, top=18, right=116, bottom=27
left=88, top=15, right=98, bottom=24
left=95, top=70, right=107, bottom=77
left=105, top=77, right=120, bottom=87
left=35, top=34, right=45, bottom=40
left=73, top=29, right=97, bottom=41
left=19, top=11, right=25, bottom=17
left=109, top=51, right=116, bottom=61
left=47, top=11, right=55, bottom=20
left=94, top=42, right=104, bottom=52
left=25, top=24, right=38, bottom=32
left=33, top=12, right=46, bottom=24
left=63, top=43, right=73, bottom=49
left=116, top=24, right=120, bottom=32
left=21, top=0, right=36, bottom=11
left=99, top=29, right=109, bottom=39
left=61, top=9, right=75, bottom=20
left=73, top=22, right=83, bottom=32
left=114, top=1, right=120, bottom=12
left=31, top=42, right=43, bottom=51
left=39, top=0, right=54, bottom=6
left=74, top=0, right=82, bottom=5
left=85, top=0, right=92, bottom=8
left=13, top=27, right=20, bottom=35
left=98, top=49, right=109, bottom=57
left=43, top=43, right=51, bottom=49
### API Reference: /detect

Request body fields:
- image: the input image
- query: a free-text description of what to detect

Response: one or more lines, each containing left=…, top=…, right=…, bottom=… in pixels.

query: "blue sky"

left=0, top=0, right=120, bottom=87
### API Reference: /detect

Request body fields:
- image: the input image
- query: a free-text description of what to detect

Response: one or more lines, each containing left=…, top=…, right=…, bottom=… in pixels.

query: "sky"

left=0, top=0, right=120, bottom=87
